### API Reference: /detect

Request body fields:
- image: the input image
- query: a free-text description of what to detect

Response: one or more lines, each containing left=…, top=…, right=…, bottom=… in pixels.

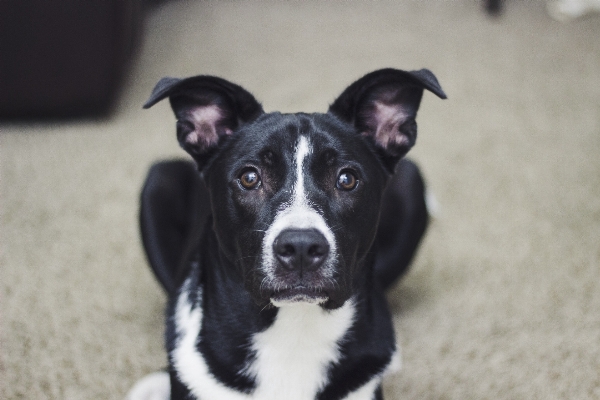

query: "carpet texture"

left=2, top=1, right=599, bottom=398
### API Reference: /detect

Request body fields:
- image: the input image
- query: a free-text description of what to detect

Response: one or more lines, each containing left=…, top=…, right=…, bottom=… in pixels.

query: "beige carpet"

left=2, top=1, right=600, bottom=398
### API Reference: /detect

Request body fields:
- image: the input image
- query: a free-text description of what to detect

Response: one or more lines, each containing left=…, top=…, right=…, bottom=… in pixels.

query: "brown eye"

left=337, top=170, right=358, bottom=191
left=239, top=169, right=261, bottom=189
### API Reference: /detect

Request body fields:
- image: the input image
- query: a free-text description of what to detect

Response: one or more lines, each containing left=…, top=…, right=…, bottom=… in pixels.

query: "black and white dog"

left=129, top=68, right=445, bottom=400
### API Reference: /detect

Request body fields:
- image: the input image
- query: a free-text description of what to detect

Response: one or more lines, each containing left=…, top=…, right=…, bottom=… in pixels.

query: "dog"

left=128, top=68, right=446, bottom=400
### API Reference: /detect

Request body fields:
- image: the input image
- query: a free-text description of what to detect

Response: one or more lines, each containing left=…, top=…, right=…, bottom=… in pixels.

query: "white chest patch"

left=246, top=301, right=356, bottom=400
left=171, top=280, right=385, bottom=400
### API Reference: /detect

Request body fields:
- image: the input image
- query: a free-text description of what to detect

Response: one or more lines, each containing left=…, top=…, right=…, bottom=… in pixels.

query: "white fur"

left=425, top=190, right=440, bottom=218
left=386, top=350, right=402, bottom=376
left=125, top=371, right=170, bottom=400
left=342, top=377, right=380, bottom=400
left=261, top=136, right=338, bottom=290
left=246, top=301, right=356, bottom=400
left=270, top=294, right=327, bottom=307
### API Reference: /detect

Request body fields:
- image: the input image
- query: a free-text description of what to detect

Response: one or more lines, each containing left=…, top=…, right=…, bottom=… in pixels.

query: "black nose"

left=273, top=229, right=330, bottom=272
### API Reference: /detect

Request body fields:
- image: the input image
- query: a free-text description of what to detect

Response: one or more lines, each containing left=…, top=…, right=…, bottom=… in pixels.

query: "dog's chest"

left=246, top=302, right=355, bottom=400
left=173, top=284, right=377, bottom=400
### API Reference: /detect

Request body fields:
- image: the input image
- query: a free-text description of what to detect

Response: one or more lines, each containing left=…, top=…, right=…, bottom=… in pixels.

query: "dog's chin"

left=269, top=286, right=329, bottom=308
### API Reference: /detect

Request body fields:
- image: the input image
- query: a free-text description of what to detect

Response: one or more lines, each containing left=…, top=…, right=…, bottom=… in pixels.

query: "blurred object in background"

left=547, top=0, right=600, bottom=21
left=484, top=0, right=504, bottom=17
left=0, top=0, right=143, bottom=120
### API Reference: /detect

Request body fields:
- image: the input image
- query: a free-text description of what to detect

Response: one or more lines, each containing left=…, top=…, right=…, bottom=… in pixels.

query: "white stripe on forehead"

left=261, top=135, right=337, bottom=283
left=294, top=136, right=311, bottom=204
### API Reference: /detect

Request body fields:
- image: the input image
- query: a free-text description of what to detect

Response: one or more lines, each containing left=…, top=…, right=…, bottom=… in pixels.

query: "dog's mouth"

left=270, top=286, right=329, bottom=307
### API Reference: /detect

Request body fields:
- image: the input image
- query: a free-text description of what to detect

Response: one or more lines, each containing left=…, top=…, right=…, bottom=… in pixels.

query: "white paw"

left=126, top=371, right=170, bottom=400
left=425, top=190, right=441, bottom=219
left=386, top=350, right=403, bottom=375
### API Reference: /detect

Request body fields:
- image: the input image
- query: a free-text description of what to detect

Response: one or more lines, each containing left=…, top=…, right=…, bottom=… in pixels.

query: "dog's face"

left=206, top=112, right=388, bottom=309
left=144, top=69, right=445, bottom=309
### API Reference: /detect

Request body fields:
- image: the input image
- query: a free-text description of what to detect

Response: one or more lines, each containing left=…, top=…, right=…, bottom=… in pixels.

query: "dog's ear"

left=329, top=68, right=446, bottom=171
left=144, top=76, right=264, bottom=168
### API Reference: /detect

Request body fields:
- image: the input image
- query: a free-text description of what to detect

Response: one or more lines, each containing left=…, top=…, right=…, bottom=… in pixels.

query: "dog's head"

left=144, top=69, right=445, bottom=309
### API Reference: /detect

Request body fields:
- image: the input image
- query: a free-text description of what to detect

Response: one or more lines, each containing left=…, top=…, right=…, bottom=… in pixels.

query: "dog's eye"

left=336, top=170, right=358, bottom=191
left=239, top=169, right=261, bottom=190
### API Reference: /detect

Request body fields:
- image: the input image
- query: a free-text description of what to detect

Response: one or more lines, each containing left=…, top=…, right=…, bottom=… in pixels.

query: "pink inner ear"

left=363, top=101, right=410, bottom=149
left=185, top=105, right=233, bottom=150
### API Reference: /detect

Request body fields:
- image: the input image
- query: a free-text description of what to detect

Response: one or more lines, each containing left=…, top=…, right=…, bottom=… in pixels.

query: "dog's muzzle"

left=268, top=228, right=333, bottom=306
